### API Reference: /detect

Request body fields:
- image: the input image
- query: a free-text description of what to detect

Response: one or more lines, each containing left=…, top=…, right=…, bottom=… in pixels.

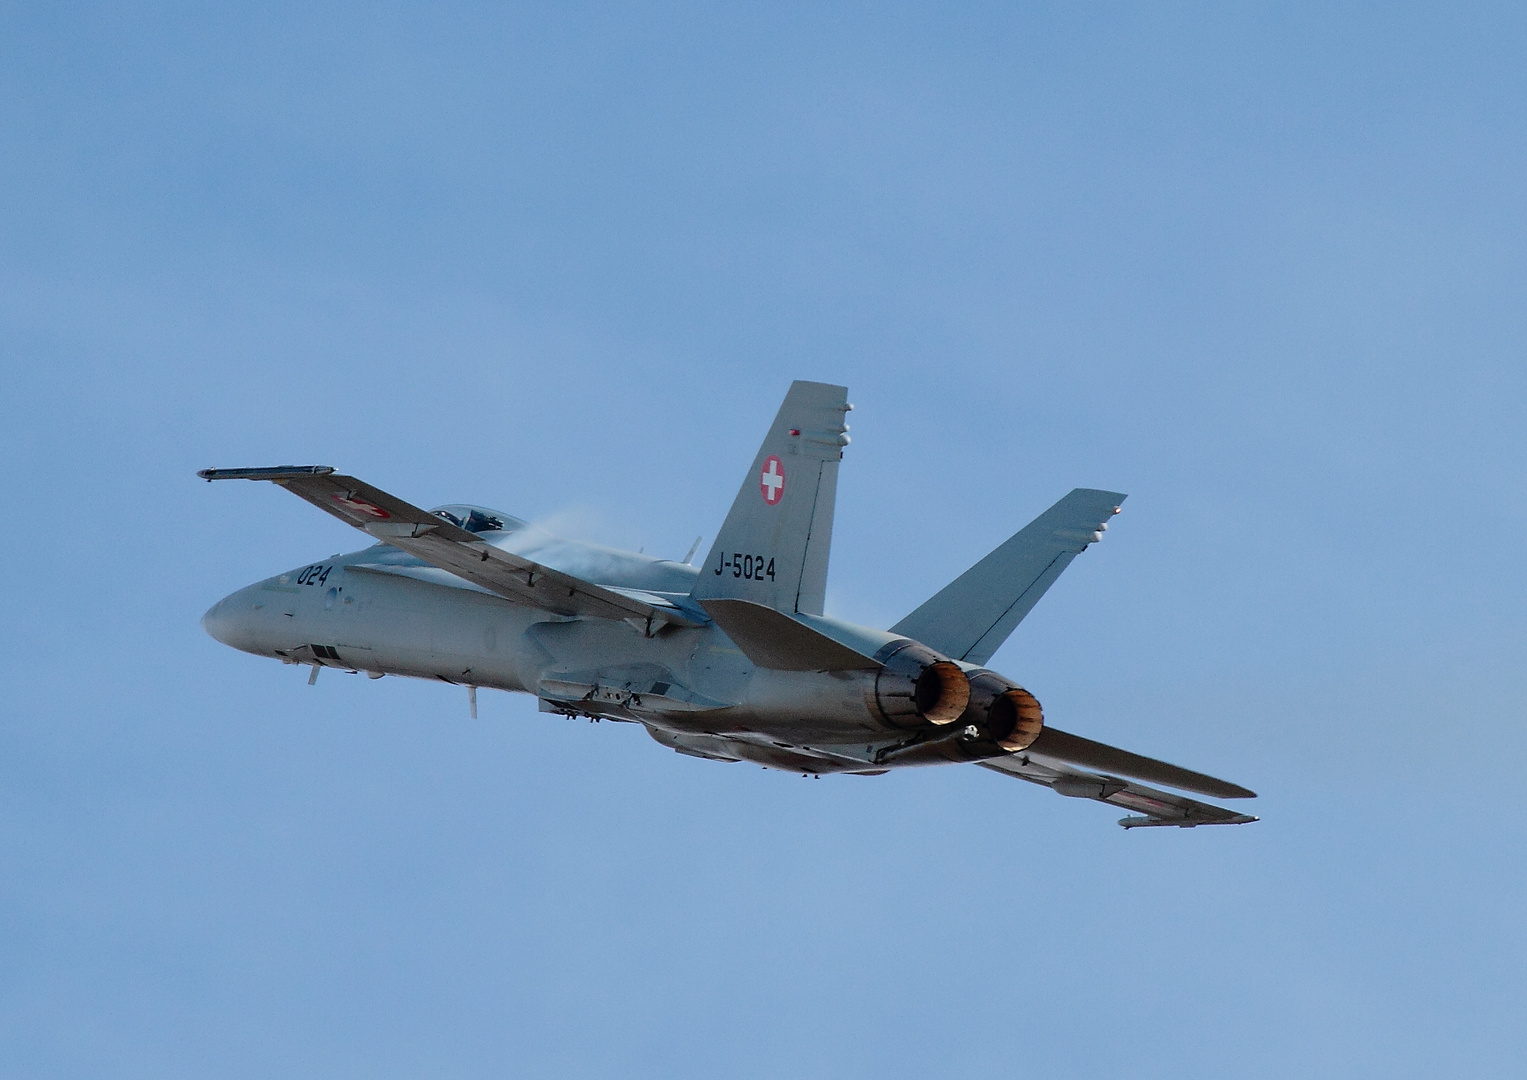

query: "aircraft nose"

left=201, top=596, right=234, bottom=645
left=201, top=588, right=258, bottom=649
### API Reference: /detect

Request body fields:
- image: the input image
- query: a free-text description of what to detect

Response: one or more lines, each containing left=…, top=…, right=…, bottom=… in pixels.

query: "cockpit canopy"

left=430, top=504, right=525, bottom=535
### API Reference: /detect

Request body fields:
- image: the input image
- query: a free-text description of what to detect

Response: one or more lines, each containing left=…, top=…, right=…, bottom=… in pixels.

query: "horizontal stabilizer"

left=1025, top=727, right=1255, bottom=799
left=700, top=598, right=878, bottom=671
left=892, top=488, right=1125, bottom=665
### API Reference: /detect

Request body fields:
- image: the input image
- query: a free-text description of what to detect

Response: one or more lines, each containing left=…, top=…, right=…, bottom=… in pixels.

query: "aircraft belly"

left=631, top=671, right=883, bottom=757
left=644, top=726, right=882, bottom=774
left=525, top=622, right=885, bottom=741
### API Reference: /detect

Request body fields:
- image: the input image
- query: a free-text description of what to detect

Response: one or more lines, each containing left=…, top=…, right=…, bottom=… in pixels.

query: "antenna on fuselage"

left=682, top=536, right=703, bottom=565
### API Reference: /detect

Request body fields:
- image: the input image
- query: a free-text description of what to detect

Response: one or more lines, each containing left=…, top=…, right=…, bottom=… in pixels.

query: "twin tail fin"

left=690, top=381, right=850, bottom=616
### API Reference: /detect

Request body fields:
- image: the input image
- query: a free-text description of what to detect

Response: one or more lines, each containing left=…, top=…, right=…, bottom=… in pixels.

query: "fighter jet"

left=200, top=381, right=1255, bottom=828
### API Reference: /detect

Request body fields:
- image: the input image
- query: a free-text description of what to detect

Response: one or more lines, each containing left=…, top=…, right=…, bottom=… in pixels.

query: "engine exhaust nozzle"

left=869, top=641, right=971, bottom=729
left=986, top=686, right=1044, bottom=752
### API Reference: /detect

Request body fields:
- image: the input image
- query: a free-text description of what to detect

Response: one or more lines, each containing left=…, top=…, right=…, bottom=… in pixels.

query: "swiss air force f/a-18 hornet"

left=200, top=381, right=1256, bottom=828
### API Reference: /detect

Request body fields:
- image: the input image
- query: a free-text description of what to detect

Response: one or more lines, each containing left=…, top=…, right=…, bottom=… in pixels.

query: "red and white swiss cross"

left=332, top=493, right=391, bottom=519
left=759, top=455, right=786, bottom=505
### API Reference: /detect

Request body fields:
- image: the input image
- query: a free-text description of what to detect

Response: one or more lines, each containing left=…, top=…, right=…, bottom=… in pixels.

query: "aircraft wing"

left=197, top=466, right=703, bottom=631
left=1023, top=727, right=1255, bottom=799
left=979, top=751, right=1258, bottom=828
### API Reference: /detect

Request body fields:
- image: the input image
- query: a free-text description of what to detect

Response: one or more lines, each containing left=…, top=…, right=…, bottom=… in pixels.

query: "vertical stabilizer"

left=891, top=488, right=1127, bottom=665
left=691, top=381, right=850, bottom=615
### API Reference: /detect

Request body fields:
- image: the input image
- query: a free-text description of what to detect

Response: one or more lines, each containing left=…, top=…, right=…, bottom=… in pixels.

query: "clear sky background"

left=3, top=3, right=1525, bottom=1077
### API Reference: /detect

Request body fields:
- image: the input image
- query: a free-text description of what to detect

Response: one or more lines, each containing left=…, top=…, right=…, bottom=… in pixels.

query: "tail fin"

left=891, top=488, right=1126, bottom=664
left=690, top=381, right=850, bottom=615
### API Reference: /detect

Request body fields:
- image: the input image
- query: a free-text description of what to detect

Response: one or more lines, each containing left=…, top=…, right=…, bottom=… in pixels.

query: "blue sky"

left=3, top=3, right=1525, bottom=1076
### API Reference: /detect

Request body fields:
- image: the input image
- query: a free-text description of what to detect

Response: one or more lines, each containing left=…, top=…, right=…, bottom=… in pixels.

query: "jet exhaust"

left=872, top=670, right=1044, bottom=766
left=968, top=670, right=1044, bottom=752
left=868, top=641, right=971, bottom=728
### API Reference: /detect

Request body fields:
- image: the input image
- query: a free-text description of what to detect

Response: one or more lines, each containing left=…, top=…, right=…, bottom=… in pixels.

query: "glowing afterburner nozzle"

left=988, top=687, right=1044, bottom=751
left=869, top=641, right=971, bottom=729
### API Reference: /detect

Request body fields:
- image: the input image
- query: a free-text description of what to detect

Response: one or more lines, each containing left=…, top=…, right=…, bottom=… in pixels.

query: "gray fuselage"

left=203, top=510, right=916, bottom=772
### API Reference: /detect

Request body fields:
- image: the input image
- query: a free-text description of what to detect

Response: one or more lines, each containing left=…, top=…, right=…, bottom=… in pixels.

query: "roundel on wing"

left=332, top=493, right=391, bottom=519
left=759, top=455, right=786, bottom=505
